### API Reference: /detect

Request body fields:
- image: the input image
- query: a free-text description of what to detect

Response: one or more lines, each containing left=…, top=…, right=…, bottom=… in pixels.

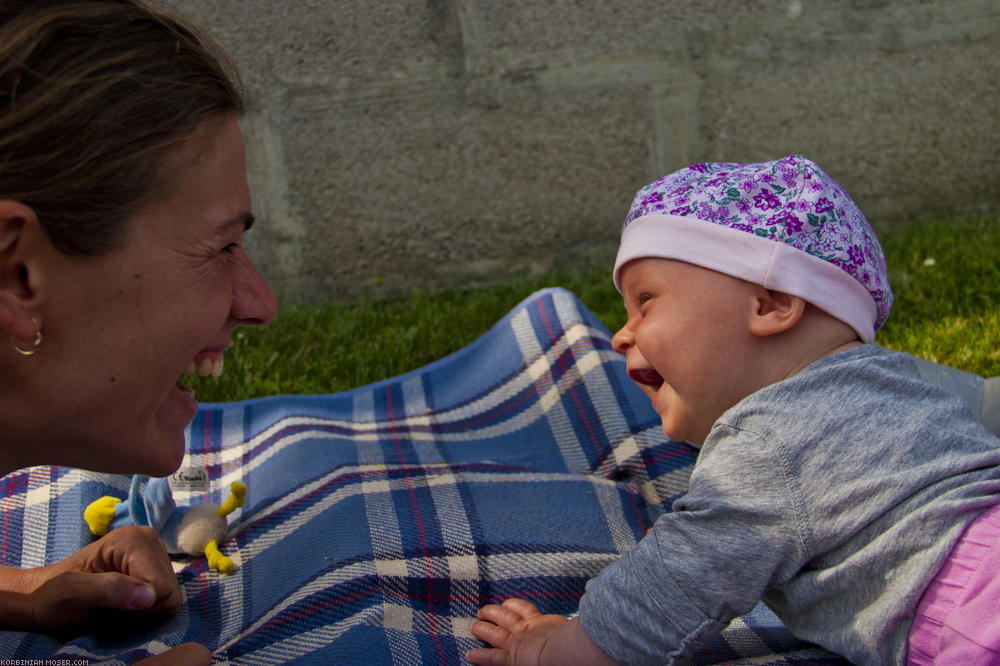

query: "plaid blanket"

left=0, top=288, right=847, bottom=664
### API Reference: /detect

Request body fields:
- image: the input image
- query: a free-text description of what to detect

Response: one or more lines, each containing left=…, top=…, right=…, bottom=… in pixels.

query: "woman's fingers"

left=136, top=643, right=212, bottom=666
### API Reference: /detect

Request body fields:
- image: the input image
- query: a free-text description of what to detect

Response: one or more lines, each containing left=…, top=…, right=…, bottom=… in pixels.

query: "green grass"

left=875, top=216, right=1000, bottom=376
left=190, top=216, right=1000, bottom=403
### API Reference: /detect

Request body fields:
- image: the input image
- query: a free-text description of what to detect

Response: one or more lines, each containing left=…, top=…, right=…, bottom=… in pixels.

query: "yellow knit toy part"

left=205, top=539, right=234, bottom=574
left=83, top=496, right=121, bottom=537
left=219, top=481, right=247, bottom=518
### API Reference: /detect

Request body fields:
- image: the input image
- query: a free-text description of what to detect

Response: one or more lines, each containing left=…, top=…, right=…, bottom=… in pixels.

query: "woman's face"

left=39, top=115, right=276, bottom=476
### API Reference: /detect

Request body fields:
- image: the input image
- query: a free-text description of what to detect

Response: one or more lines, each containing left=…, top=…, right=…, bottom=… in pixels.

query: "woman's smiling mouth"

left=177, top=351, right=227, bottom=399
left=184, top=356, right=224, bottom=378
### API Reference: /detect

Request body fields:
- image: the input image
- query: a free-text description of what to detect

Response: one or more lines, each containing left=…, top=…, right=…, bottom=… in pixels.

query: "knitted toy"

left=84, top=475, right=245, bottom=573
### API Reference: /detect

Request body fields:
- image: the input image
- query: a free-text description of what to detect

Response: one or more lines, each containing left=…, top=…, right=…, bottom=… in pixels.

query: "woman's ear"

left=748, top=287, right=806, bottom=337
left=0, top=201, right=46, bottom=340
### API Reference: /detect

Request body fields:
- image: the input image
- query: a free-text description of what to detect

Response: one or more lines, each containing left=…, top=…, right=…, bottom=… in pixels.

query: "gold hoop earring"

left=11, top=317, right=42, bottom=356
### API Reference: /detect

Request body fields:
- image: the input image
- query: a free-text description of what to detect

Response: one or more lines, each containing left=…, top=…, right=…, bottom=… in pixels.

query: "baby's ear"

left=749, top=288, right=806, bottom=337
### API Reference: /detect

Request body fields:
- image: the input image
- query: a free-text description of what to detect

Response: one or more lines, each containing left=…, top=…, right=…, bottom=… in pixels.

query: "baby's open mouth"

left=628, top=367, right=664, bottom=389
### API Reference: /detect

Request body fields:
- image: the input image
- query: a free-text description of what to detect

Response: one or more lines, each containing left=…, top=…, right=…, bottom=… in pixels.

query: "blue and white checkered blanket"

left=0, top=288, right=847, bottom=664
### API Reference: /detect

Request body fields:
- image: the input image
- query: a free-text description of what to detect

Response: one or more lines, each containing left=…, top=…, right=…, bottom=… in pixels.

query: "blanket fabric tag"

left=169, top=467, right=211, bottom=492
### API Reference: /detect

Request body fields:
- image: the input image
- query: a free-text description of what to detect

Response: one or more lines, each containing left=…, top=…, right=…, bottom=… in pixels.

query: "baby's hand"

left=468, top=598, right=566, bottom=665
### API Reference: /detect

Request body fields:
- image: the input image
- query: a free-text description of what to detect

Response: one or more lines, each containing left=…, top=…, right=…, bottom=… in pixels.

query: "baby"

left=468, top=156, right=1000, bottom=665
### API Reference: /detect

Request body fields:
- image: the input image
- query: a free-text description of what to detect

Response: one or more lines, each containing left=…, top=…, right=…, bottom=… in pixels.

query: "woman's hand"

left=0, top=525, right=211, bottom=662
left=468, top=598, right=616, bottom=666
left=0, top=525, right=182, bottom=632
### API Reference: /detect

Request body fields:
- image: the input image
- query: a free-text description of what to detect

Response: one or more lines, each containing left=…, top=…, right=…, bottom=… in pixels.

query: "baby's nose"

left=611, top=325, right=633, bottom=354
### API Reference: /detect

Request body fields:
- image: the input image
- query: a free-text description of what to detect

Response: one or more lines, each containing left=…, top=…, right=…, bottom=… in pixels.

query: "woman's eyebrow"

left=219, top=211, right=255, bottom=232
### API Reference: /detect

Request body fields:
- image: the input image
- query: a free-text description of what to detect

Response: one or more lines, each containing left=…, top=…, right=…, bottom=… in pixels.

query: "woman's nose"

left=232, top=254, right=277, bottom=326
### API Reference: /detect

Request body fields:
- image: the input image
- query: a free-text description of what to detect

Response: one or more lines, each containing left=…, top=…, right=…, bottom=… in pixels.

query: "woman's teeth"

left=185, top=358, right=224, bottom=378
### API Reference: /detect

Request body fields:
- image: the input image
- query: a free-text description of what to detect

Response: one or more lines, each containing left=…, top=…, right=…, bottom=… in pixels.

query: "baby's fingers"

left=468, top=617, right=512, bottom=666
left=470, top=614, right=510, bottom=647
left=466, top=644, right=510, bottom=665
left=499, top=598, right=542, bottom=619
left=476, top=598, right=541, bottom=627
left=476, top=600, right=532, bottom=632
left=470, top=599, right=553, bottom=664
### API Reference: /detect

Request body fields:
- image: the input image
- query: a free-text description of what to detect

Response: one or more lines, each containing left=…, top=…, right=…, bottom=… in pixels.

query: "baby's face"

left=611, top=258, right=761, bottom=446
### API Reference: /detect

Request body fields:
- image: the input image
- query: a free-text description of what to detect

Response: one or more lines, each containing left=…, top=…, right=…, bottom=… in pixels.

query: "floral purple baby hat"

left=613, top=155, right=893, bottom=342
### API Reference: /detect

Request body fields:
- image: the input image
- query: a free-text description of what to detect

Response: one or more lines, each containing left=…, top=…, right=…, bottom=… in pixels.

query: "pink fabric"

left=908, top=503, right=1000, bottom=665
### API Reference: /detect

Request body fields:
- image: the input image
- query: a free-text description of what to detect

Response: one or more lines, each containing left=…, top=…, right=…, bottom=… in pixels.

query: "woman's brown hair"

left=0, top=0, right=245, bottom=255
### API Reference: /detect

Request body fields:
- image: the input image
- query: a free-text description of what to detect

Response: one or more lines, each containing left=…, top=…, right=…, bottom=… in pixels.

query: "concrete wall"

left=167, top=0, right=1000, bottom=303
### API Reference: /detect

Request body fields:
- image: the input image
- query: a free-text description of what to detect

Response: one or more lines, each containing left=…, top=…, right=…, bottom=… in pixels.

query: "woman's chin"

left=144, top=434, right=188, bottom=477
left=70, top=434, right=185, bottom=477
left=140, top=386, right=199, bottom=476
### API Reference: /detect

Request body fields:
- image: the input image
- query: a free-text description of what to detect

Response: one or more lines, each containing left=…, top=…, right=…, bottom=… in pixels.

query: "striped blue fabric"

left=0, top=288, right=845, bottom=664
